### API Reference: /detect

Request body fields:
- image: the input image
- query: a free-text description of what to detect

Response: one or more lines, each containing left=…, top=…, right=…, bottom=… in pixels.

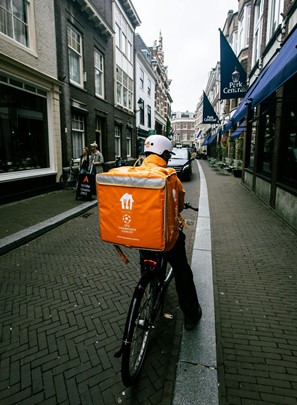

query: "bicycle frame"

left=116, top=251, right=173, bottom=386
left=114, top=202, right=198, bottom=386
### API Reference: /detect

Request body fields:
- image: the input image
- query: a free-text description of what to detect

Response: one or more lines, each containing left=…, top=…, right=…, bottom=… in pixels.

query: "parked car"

left=168, top=147, right=193, bottom=181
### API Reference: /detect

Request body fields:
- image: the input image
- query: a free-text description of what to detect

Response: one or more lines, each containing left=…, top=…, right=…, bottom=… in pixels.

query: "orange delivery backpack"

left=96, top=164, right=180, bottom=251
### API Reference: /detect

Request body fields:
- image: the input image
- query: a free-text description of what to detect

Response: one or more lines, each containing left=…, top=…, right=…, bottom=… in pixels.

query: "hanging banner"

left=220, top=30, right=247, bottom=99
left=202, top=92, right=219, bottom=124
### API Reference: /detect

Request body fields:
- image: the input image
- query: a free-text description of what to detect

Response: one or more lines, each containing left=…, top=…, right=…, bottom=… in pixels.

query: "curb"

left=173, top=161, right=218, bottom=405
left=0, top=200, right=97, bottom=256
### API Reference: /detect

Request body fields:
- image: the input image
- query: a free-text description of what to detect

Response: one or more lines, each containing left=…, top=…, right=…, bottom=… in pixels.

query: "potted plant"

left=233, top=160, right=242, bottom=178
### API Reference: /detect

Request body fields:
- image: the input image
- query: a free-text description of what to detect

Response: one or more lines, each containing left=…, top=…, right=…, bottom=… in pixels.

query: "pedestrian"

left=89, top=142, right=104, bottom=175
left=139, top=134, right=202, bottom=330
left=74, top=146, right=90, bottom=190
left=80, top=146, right=90, bottom=175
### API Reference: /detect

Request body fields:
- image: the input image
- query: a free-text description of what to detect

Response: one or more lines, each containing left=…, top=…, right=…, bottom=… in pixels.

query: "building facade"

left=134, top=34, right=156, bottom=153
left=200, top=0, right=297, bottom=230
left=55, top=0, right=140, bottom=173
left=240, top=0, right=297, bottom=230
left=150, top=32, right=172, bottom=136
left=0, top=0, right=61, bottom=202
left=0, top=0, right=143, bottom=202
left=171, top=111, right=196, bottom=147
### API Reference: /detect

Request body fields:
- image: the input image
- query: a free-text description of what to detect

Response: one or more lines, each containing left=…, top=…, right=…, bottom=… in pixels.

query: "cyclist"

left=140, top=134, right=202, bottom=330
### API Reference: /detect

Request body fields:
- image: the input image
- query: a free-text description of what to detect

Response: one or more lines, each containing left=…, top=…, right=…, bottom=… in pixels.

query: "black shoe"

left=184, top=306, right=202, bottom=331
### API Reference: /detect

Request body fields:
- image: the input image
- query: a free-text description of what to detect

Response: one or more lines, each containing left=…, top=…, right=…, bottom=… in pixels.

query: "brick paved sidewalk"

left=0, top=189, right=89, bottom=240
left=201, top=160, right=297, bottom=405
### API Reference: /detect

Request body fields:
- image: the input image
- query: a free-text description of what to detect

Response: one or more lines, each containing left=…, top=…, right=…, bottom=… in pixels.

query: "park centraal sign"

left=220, top=30, right=247, bottom=100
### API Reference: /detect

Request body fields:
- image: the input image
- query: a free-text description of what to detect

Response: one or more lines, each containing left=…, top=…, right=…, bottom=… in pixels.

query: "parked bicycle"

left=115, top=156, right=127, bottom=167
left=114, top=202, right=198, bottom=386
left=59, top=159, right=80, bottom=189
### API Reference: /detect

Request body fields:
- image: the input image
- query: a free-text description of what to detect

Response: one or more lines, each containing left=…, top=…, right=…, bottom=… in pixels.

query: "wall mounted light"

left=232, top=67, right=240, bottom=83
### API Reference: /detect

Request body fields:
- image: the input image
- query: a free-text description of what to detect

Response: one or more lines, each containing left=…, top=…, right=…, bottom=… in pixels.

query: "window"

left=123, top=72, right=129, bottom=108
left=266, top=0, right=284, bottom=43
left=116, top=67, right=122, bottom=104
left=128, top=77, right=133, bottom=110
left=147, top=105, right=151, bottom=128
left=280, top=76, right=297, bottom=186
left=0, top=78, right=49, bottom=173
left=126, top=128, right=132, bottom=157
left=95, top=117, right=103, bottom=152
left=121, top=32, right=127, bottom=54
left=115, top=23, right=120, bottom=48
left=68, top=25, right=83, bottom=86
left=94, top=49, right=104, bottom=98
left=247, top=124, right=256, bottom=169
left=127, top=40, right=132, bottom=62
left=148, top=79, right=151, bottom=96
left=71, top=113, right=84, bottom=158
left=116, top=66, right=133, bottom=111
left=257, top=95, right=276, bottom=176
left=238, top=5, right=250, bottom=52
left=140, top=69, right=144, bottom=89
left=139, top=98, right=144, bottom=125
left=252, top=0, right=263, bottom=66
left=0, top=0, right=30, bottom=46
left=115, top=125, right=121, bottom=157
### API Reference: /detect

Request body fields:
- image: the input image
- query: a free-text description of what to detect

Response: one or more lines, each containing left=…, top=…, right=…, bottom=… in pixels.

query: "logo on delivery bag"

left=120, top=193, right=134, bottom=229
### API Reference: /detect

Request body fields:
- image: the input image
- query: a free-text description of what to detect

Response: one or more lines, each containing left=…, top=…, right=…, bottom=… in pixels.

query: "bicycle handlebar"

left=184, top=202, right=199, bottom=212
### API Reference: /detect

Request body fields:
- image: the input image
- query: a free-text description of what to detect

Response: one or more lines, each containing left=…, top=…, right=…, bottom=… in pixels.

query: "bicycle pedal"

left=163, top=313, right=173, bottom=320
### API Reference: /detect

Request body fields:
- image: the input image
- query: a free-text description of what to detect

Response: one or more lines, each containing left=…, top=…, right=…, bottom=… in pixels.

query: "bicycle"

left=114, top=202, right=198, bottom=387
left=59, top=158, right=80, bottom=189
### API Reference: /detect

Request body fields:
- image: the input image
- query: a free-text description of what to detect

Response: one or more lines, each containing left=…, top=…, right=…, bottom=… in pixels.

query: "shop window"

left=257, top=96, right=276, bottom=176
left=0, top=82, right=49, bottom=173
left=280, top=77, right=297, bottom=186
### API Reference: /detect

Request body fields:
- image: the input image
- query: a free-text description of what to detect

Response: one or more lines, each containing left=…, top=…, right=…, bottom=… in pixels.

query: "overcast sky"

left=132, top=0, right=239, bottom=112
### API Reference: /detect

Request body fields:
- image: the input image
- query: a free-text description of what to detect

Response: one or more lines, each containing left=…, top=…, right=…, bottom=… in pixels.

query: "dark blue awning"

left=208, top=133, right=217, bottom=145
left=252, top=27, right=297, bottom=106
left=201, top=134, right=211, bottom=146
left=224, top=26, right=297, bottom=129
left=230, top=123, right=246, bottom=139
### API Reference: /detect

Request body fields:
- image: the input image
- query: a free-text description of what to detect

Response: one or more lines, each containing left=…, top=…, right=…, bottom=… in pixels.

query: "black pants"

left=140, top=231, right=200, bottom=316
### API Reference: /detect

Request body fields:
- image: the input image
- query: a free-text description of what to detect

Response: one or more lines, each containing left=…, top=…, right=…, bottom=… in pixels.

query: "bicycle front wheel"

left=121, top=273, right=156, bottom=386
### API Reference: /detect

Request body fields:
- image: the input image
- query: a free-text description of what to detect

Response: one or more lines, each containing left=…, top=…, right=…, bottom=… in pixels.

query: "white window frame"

left=94, top=49, right=104, bottom=98
left=116, top=65, right=133, bottom=112
left=238, top=5, right=250, bottom=52
left=115, top=23, right=120, bottom=48
left=252, top=0, right=263, bottom=66
left=127, top=40, right=132, bottom=62
left=71, top=113, right=85, bottom=159
left=115, top=125, right=121, bottom=157
left=126, top=128, right=132, bottom=157
left=148, top=79, right=151, bottom=96
left=266, top=0, right=284, bottom=43
left=140, top=69, right=144, bottom=89
left=121, top=31, right=127, bottom=54
left=68, top=25, right=83, bottom=87
left=0, top=0, right=30, bottom=47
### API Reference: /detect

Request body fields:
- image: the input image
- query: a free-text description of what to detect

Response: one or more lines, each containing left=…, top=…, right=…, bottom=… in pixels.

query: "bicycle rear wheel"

left=121, top=272, right=156, bottom=386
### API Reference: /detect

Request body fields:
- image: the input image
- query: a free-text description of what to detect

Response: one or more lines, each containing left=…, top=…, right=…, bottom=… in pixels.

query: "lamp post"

left=135, top=98, right=144, bottom=157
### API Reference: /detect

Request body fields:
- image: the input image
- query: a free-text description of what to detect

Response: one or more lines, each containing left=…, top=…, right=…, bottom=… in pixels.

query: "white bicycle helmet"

left=144, top=135, right=175, bottom=155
